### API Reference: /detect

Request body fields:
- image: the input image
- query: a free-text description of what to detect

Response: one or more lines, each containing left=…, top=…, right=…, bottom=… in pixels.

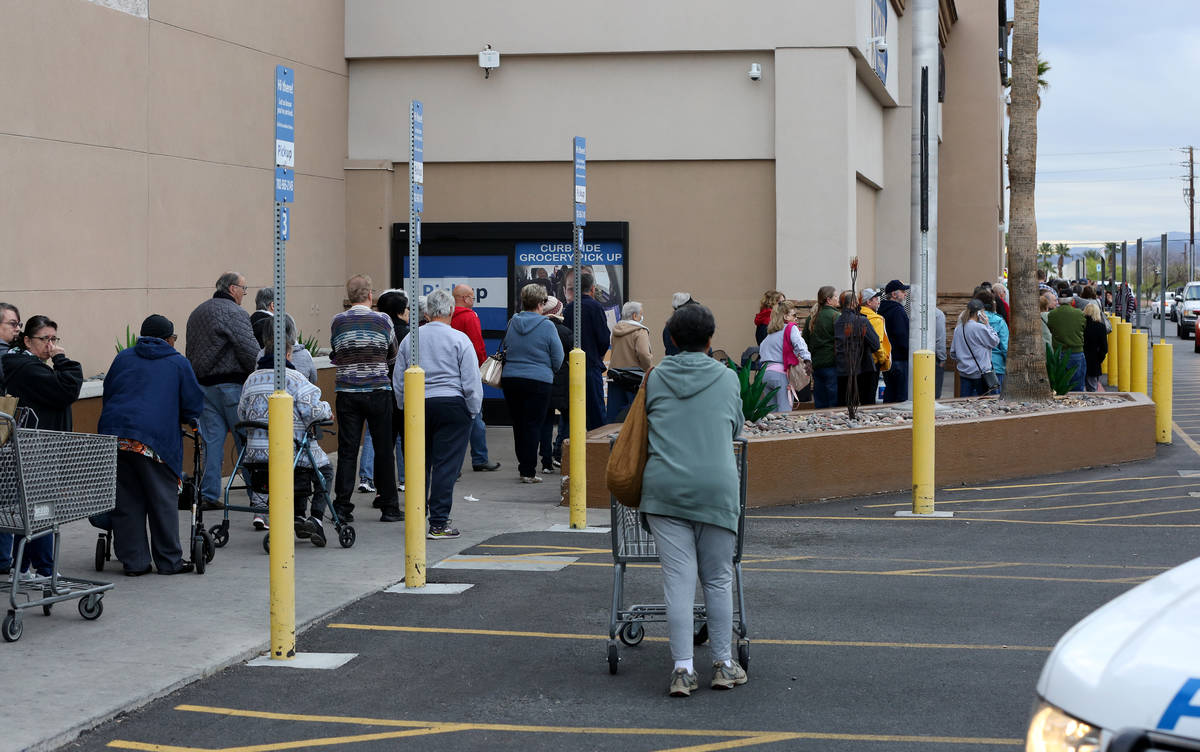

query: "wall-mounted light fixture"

left=479, top=44, right=500, bottom=79
left=748, top=63, right=762, bottom=81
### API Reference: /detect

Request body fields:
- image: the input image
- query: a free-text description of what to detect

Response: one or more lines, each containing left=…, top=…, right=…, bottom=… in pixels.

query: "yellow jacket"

left=862, top=306, right=891, bottom=370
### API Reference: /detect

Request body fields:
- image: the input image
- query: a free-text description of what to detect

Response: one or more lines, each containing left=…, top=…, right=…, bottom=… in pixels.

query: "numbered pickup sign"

left=279, top=207, right=290, bottom=240
left=275, top=66, right=295, bottom=168
left=573, top=136, right=586, bottom=227
left=411, top=100, right=424, bottom=186
left=274, top=167, right=294, bottom=203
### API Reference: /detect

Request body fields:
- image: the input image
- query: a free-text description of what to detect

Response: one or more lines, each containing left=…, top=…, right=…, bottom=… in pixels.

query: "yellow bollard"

left=267, top=391, right=296, bottom=659
left=910, top=351, right=935, bottom=514
left=1117, top=321, right=1132, bottom=392
left=1105, top=315, right=1118, bottom=383
left=1130, top=331, right=1148, bottom=394
left=568, top=349, right=587, bottom=529
left=1153, top=342, right=1173, bottom=444
left=404, top=367, right=426, bottom=588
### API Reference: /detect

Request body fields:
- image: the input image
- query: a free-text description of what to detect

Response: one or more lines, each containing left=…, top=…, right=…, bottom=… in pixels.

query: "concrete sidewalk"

left=7, top=427, right=600, bottom=752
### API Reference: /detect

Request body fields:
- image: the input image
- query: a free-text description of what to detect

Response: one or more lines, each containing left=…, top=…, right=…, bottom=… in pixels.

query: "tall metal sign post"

left=268, top=64, right=297, bottom=659
left=404, top=100, right=427, bottom=587
left=568, top=137, right=587, bottom=529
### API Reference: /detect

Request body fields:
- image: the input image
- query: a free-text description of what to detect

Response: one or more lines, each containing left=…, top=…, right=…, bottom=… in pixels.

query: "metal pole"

left=909, top=0, right=938, bottom=403
left=1189, top=146, right=1194, bottom=280
left=1161, top=233, right=1168, bottom=342
left=404, top=99, right=426, bottom=587
left=1120, top=240, right=1128, bottom=322
left=1136, top=238, right=1143, bottom=330
left=568, top=137, right=587, bottom=529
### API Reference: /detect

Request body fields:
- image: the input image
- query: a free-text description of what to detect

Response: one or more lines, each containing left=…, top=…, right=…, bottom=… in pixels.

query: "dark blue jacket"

left=562, top=296, right=611, bottom=372
left=878, top=299, right=910, bottom=360
left=99, top=337, right=204, bottom=479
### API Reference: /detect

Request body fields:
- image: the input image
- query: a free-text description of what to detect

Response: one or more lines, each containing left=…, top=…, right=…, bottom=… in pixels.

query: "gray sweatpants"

left=645, top=514, right=737, bottom=664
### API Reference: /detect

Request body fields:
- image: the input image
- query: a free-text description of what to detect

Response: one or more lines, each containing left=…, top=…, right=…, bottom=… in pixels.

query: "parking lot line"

left=1174, top=423, right=1200, bottom=458
left=866, top=482, right=1200, bottom=508
left=956, top=492, right=1196, bottom=513
left=746, top=514, right=1200, bottom=528
left=942, top=475, right=1177, bottom=492
left=326, top=622, right=1052, bottom=652
left=104, top=705, right=1023, bottom=751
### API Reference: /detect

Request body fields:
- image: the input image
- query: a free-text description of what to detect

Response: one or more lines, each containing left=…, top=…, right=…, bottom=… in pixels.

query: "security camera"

left=748, top=63, right=762, bottom=81
left=875, top=39, right=888, bottom=53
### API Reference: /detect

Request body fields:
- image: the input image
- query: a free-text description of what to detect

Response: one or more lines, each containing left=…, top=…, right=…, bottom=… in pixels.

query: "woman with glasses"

left=0, top=315, right=83, bottom=581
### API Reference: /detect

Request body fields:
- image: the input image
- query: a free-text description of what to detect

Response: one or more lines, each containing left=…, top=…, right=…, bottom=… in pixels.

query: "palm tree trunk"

left=1001, top=0, right=1053, bottom=401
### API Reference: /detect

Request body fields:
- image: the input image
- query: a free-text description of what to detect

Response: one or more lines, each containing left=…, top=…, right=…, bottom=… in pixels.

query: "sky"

left=1032, top=1, right=1200, bottom=247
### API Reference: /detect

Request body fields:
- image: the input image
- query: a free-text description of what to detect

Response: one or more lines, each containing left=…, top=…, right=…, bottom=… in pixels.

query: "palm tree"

left=1038, top=241, right=1054, bottom=272
left=1002, top=0, right=1052, bottom=402
left=1082, top=248, right=1104, bottom=281
left=1054, top=242, right=1070, bottom=278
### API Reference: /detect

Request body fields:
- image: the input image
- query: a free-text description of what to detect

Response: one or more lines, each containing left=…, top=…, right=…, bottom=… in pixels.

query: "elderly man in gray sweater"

left=392, top=289, right=482, bottom=540
left=185, top=272, right=261, bottom=522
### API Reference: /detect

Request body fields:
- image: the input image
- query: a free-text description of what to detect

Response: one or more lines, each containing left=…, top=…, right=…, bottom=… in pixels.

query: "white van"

left=1175, top=282, right=1200, bottom=339
left=1026, top=556, right=1200, bottom=751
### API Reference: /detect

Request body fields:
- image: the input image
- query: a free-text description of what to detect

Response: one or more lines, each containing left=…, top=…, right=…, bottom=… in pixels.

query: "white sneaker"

left=399, top=484, right=405, bottom=492
left=520, top=475, right=544, bottom=484
left=253, top=514, right=269, bottom=531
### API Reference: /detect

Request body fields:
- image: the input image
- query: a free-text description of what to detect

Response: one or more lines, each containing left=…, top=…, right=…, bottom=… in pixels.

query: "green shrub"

left=114, top=325, right=137, bottom=354
left=1045, top=343, right=1077, bottom=395
left=297, top=330, right=320, bottom=354
left=724, top=358, right=779, bottom=422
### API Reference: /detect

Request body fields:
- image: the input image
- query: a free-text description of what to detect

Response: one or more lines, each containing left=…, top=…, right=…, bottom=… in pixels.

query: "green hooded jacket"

left=806, top=305, right=839, bottom=368
left=640, top=351, right=744, bottom=534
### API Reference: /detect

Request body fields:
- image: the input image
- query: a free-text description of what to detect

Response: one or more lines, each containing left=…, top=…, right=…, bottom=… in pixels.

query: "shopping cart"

left=0, top=411, right=117, bottom=642
left=606, top=437, right=749, bottom=675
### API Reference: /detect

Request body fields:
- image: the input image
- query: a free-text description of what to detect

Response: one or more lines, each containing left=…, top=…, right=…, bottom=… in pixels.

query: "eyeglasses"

left=30, top=335, right=61, bottom=344
left=231, top=284, right=247, bottom=291
left=0, top=319, right=18, bottom=328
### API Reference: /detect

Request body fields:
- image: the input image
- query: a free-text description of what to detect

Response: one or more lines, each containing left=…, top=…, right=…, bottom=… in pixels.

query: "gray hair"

left=621, top=301, right=643, bottom=320
left=425, top=288, right=454, bottom=319
left=264, top=313, right=297, bottom=355
left=255, top=287, right=274, bottom=311
left=216, top=271, right=242, bottom=292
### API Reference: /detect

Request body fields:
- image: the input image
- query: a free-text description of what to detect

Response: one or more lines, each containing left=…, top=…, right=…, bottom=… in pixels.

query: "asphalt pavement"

left=21, top=337, right=1200, bottom=752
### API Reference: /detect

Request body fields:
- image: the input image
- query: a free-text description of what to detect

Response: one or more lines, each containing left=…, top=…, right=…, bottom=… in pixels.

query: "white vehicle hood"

left=1037, top=556, right=1200, bottom=737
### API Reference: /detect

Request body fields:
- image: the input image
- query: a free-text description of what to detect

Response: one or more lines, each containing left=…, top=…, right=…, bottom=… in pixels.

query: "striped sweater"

left=330, top=305, right=397, bottom=392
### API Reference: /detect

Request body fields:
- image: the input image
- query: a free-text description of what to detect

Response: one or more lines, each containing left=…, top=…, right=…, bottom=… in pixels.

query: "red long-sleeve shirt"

left=451, top=306, right=486, bottom=365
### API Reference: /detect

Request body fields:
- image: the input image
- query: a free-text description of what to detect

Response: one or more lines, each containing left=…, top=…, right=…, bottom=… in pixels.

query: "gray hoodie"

left=952, top=319, right=1001, bottom=378
left=640, top=351, right=744, bottom=534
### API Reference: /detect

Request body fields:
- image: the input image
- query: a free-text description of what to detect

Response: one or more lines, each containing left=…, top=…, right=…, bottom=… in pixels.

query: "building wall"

left=0, top=0, right=348, bottom=377
left=938, top=0, right=1005, bottom=294
left=344, top=161, right=777, bottom=354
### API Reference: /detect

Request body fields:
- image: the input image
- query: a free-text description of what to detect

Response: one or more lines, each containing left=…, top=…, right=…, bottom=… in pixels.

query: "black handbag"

left=607, top=367, right=645, bottom=393
left=967, top=325, right=1000, bottom=394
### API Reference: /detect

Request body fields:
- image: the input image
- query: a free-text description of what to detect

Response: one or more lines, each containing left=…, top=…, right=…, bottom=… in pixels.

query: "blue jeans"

left=0, top=533, right=11, bottom=571
left=959, top=374, right=987, bottom=397
left=812, top=367, right=838, bottom=409
left=198, top=383, right=250, bottom=505
left=1066, top=352, right=1086, bottom=392
left=606, top=385, right=635, bottom=424
left=469, top=413, right=489, bottom=466
left=359, top=426, right=404, bottom=484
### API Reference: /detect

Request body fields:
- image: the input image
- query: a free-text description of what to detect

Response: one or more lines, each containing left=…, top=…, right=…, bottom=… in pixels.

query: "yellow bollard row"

left=404, top=367, right=426, bottom=588
left=1130, top=331, right=1148, bottom=395
left=1117, top=321, right=1132, bottom=392
left=267, top=391, right=296, bottom=660
left=1153, top=342, right=1173, bottom=444
left=568, top=349, right=587, bottom=529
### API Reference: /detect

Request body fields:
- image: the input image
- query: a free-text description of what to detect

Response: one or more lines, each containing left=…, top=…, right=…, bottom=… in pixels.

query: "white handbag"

left=480, top=352, right=504, bottom=388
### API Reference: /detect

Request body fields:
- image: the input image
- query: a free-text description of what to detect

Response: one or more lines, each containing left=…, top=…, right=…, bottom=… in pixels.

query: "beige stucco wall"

left=0, top=0, right=348, bottom=377
left=344, top=161, right=776, bottom=355
left=938, top=0, right=1005, bottom=294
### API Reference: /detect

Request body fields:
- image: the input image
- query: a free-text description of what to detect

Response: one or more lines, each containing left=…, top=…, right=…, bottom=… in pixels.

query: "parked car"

left=1026, top=555, right=1200, bottom=751
left=1152, top=297, right=1176, bottom=320
left=1176, top=282, right=1200, bottom=338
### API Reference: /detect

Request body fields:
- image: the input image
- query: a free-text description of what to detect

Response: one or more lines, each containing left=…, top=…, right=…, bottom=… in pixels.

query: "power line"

left=1039, top=147, right=1174, bottom=157
left=1039, top=175, right=1180, bottom=184
left=1038, top=162, right=1177, bottom=174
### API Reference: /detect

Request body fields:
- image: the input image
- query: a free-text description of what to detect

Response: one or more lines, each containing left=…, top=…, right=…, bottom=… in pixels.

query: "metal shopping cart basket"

left=606, top=437, right=749, bottom=674
left=0, top=411, right=117, bottom=642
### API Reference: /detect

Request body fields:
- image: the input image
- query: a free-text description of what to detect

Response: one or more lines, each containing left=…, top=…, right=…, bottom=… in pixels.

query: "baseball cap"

left=884, top=279, right=910, bottom=295
left=860, top=287, right=881, bottom=303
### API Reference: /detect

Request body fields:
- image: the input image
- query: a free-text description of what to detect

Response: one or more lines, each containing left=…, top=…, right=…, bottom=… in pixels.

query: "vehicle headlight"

left=1026, top=702, right=1102, bottom=752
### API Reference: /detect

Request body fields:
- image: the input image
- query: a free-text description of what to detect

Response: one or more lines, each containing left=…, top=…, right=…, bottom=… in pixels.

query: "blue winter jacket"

left=99, top=337, right=205, bottom=479
left=501, top=312, right=564, bottom=383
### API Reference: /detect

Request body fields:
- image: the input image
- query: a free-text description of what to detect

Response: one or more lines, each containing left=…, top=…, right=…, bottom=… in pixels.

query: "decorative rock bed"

left=571, top=392, right=1157, bottom=509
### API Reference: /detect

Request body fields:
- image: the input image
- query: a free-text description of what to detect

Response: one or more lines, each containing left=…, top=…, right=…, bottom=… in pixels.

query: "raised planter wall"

left=570, top=393, right=1158, bottom=508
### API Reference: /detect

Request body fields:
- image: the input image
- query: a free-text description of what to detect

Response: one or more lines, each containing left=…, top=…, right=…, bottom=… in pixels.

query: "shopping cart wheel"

left=262, top=533, right=270, bottom=554
left=2, top=611, right=22, bottom=642
left=78, top=594, right=103, bottom=621
left=338, top=525, right=356, bottom=549
left=737, top=641, right=750, bottom=673
left=42, top=604, right=52, bottom=616
left=607, top=643, right=620, bottom=674
left=94, top=535, right=107, bottom=572
left=201, top=530, right=215, bottom=563
left=693, top=621, right=709, bottom=646
left=618, top=621, right=644, bottom=646
left=192, top=536, right=206, bottom=575
left=209, top=524, right=229, bottom=548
